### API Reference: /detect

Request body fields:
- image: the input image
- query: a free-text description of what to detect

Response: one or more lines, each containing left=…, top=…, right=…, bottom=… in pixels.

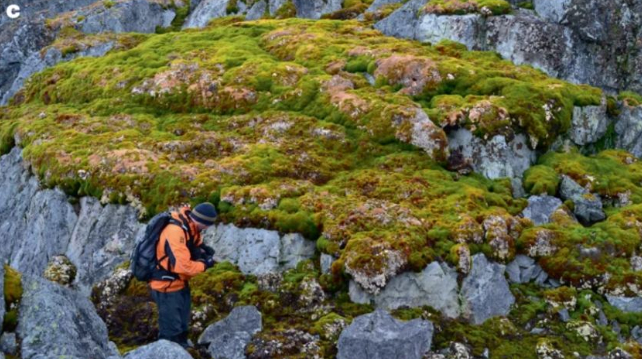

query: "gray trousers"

left=151, top=285, right=191, bottom=345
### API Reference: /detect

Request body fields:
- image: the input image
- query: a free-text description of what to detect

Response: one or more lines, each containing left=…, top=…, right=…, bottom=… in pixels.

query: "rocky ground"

left=0, top=0, right=642, bottom=358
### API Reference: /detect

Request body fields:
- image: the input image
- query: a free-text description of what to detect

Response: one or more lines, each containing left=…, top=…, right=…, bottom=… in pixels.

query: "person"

left=150, top=202, right=218, bottom=348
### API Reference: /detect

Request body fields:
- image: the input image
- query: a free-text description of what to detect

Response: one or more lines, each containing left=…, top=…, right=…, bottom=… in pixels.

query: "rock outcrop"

left=337, top=309, right=434, bottom=359
left=460, top=254, right=515, bottom=325
left=521, top=196, right=564, bottom=226
left=198, top=305, right=263, bottom=359
left=0, top=0, right=175, bottom=105
left=349, top=261, right=460, bottom=318
left=448, top=128, right=535, bottom=180
left=184, top=0, right=342, bottom=28
left=0, top=148, right=140, bottom=292
left=376, top=0, right=642, bottom=94
left=0, top=147, right=314, bottom=289
left=123, top=340, right=192, bottom=359
left=559, top=175, right=606, bottom=224
left=17, top=275, right=120, bottom=359
left=606, top=295, right=642, bottom=314
left=203, top=223, right=316, bottom=275
left=615, top=104, right=642, bottom=158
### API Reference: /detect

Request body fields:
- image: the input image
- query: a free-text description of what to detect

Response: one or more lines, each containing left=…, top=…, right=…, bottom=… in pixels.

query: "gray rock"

left=203, top=223, right=315, bottom=275
left=124, top=340, right=192, bottom=359
left=460, top=254, right=515, bottom=324
left=416, top=14, right=482, bottom=49
left=292, top=0, right=343, bottom=19
left=606, top=295, right=642, bottom=313
left=199, top=306, right=262, bottom=359
left=0, top=148, right=140, bottom=291
left=615, top=104, right=642, bottom=158
left=373, top=0, right=426, bottom=40
left=17, top=275, right=119, bottom=359
left=533, top=0, right=572, bottom=23
left=10, top=187, right=78, bottom=276
left=78, top=0, right=175, bottom=34
left=0, top=332, right=17, bottom=356
left=337, top=309, right=433, bottom=359
left=66, top=196, right=143, bottom=294
left=0, top=265, right=3, bottom=334
left=448, top=128, right=536, bottom=180
left=506, top=254, right=545, bottom=284
left=521, top=195, right=563, bottom=225
left=348, top=262, right=461, bottom=318
left=558, top=308, right=570, bottom=322
left=570, top=102, right=610, bottom=146
left=320, top=253, right=335, bottom=274
left=559, top=175, right=605, bottom=224
left=1, top=42, right=114, bottom=105
left=183, top=0, right=230, bottom=28
left=377, top=1, right=642, bottom=94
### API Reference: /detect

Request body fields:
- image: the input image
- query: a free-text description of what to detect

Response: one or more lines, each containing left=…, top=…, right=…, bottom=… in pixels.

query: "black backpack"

left=130, top=212, right=186, bottom=282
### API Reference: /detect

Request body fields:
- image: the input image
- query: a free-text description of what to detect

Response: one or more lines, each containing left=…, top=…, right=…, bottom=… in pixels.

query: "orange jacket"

left=150, top=207, right=206, bottom=293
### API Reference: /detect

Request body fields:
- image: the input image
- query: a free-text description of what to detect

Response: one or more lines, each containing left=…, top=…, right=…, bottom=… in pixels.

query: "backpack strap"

left=152, top=216, right=193, bottom=282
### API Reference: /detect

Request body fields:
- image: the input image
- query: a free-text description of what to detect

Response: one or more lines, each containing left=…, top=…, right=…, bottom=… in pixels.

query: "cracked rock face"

left=521, top=195, right=564, bottom=226
left=337, top=309, right=434, bottom=359
left=448, top=128, right=536, bottom=180
left=376, top=0, right=642, bottom=94
left=615, top=104, right=642, bottom=158
left=460, top=254, right=515, bottom=325
left=198, top=305, right=263, bottom=359
left=17, top=275, right=120, bottom=359
left=349, top=261, right=460, bottom=318
left=203, top=222, right=316, bottom=275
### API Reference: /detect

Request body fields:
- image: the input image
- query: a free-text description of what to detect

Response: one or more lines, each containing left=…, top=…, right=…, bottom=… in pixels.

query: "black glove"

left=200, top=256, right=216, bottom=269
left=202, top=245, right=215, bottom=256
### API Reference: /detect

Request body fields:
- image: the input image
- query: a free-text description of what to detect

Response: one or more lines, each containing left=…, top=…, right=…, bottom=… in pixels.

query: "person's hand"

left=202, top=245, right=215, bottom=256
left=199, top=256, right=216, bottom=269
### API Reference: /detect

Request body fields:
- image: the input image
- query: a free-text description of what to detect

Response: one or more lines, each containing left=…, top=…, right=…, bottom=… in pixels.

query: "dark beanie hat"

left=190, top=202, right=217, bottom=226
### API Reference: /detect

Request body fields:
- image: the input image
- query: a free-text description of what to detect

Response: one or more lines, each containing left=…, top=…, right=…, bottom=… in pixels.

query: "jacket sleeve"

left=163, top=226, right=206, bottom=277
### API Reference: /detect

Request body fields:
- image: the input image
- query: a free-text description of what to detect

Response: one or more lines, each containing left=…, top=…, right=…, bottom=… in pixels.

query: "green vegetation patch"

left=424, top=0, right=512, bottom=15
left=0, top=18, right=608, bottom=281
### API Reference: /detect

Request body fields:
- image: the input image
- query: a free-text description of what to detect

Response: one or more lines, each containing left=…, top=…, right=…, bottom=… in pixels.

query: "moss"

left=103, top=0, right=115, bottom=8
left=0, top=18, right=615, bottom=284
left=618, top=91, right=642, bottom=107
left=517, top=1, right=534, bottom=9
left=424, top=0, right=511, bottom=15
left=523, top=165, right=560, bottom=196
left=3, top=265, right=23, bottom=332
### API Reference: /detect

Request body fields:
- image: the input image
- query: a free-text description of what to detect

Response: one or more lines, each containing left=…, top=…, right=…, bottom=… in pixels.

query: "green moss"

left=618, top=91, right=642, bottom=107
left=3, top=265, right=23, bottom=332
left=424, top=0, right=511, bottom=15
left=523, top=165, right=560, bottom=196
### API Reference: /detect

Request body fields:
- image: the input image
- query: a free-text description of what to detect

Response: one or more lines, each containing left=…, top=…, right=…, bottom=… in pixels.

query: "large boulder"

left=17, top=275, right=119, bottom=359
left=124, top=340, right=192, bottom=359
left=521, top=195, right=563, bottom=225
left=460, top=254, right=515, bottom=324
left=198, top=305, right=263, bottom=359
left=559, top=175, right=606, bottom=224
left=448, top=128, right=536, bottom=180
left=615, top=104, right=642, bottom=158
left=337, top=309, right=433, bottom=359
left=203, top=223, right=315, bottom=275
left=416, top=14, right=482, bottom=49
left=348, top=261, right=460, bottom=318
